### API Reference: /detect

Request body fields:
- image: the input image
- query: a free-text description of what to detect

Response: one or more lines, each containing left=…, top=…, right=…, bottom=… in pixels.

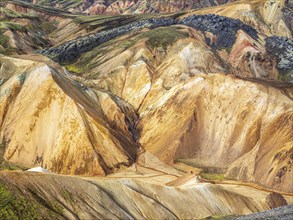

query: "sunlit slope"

left=0, top=56, right=139, bottom=175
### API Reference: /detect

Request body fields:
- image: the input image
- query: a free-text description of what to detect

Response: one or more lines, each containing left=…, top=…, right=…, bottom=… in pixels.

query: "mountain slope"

left=0, top=55, right=139, bottom=175
left=0, top=170, right=271, bottom=219
left=0, top=0, right=292, bottom=219
left=1, top=0, right=292, bottom=192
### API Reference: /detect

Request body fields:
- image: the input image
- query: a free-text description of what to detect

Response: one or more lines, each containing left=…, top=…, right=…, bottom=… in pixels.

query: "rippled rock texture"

left=0, top=0, right=292, bottom=219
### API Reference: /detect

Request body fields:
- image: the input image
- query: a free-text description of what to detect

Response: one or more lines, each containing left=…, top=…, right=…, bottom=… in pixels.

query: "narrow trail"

left=135, top=163, right=180, bottom=178
left=218, top=180, right=293, bottom=197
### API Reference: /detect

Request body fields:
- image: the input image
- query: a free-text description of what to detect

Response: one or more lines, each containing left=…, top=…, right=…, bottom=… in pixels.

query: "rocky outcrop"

left=282, top=3, right=293, bottom=36
left=265, top=36, right=293, bottom=81
left=40, top=17, right=176, bottom=64
left=0, top=56, right=139, bottom=175
left=180, top=14, right=258, bottom=49
left=266, top=192, right=288, bottom=209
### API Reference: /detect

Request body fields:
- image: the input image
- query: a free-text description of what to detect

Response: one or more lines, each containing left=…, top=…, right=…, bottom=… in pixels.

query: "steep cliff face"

left=0, top=56, right=139, bottom=175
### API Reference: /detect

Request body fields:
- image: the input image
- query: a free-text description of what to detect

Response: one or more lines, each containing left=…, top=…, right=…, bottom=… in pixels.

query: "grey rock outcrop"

left=180, top=14, right=258, bottom=49
left=265, top=36, right=293, bottom=77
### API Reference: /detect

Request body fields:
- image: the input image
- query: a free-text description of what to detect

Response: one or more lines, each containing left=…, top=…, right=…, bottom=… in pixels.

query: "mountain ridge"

left=21, top=0, right=233, bottom=15
left=0, top=0, right=292, bottom=219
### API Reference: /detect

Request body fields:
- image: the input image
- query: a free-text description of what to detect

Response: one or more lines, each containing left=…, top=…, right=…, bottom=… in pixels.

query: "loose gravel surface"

left=236, top=205, right=293, bottom=220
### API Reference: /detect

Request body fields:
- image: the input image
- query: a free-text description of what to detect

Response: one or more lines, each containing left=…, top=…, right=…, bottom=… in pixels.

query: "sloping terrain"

left=0, top=170, right=270, bottom=219
left=0, top=55, right=139, bottom=175
left=23, top=0, right=232, bottom=15
left=0, top=0, right=292, bottom=219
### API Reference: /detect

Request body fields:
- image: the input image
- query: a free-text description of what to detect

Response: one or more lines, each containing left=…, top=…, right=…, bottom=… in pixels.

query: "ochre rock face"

left=0, top=56, right=139, bottom=176
left=62, top=24, right=292, bottom=192
left=1, top=1, right=293, bottom=219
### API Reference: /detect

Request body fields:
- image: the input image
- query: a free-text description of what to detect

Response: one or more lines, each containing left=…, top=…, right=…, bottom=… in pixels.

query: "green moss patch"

left=65, top=64, right=83, bottom=74
left=0, top=179, right=64, bottom=219
left=175, top=159, right=227, bottom=174
left=0, top=22, right=26, bottom=32
left=0, top=7, right=37, bottom=19
left=144, top=26, right=188, bottom=50
left=0, top=34, right=9, bottom=47
left=0, top=182, right=40, bottom=219
left=200, top=173, right=225, bottom=181
left=175, top=158, right=227, bottom=181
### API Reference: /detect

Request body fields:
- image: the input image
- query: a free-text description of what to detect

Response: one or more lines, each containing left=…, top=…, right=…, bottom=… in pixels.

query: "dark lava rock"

left=282, top=8, right=293, bottom=36
left=266, top=192, right=288, bottom=209
left=265, top=36, right=293, bottom=73
left=285, top=0, right=293, bottom=8
left=179, top=14, right=258, bottom=49
left=236, top=204, right=293, bottom=220
left=39, top=17, right=176, bottom=64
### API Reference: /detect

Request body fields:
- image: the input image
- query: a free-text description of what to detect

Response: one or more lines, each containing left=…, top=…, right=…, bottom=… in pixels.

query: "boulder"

left=265, top=192, right=288, bottom=209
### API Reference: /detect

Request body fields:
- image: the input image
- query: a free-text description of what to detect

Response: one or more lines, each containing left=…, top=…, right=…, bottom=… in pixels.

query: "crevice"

left=77, top=105, right=113, bottom=175
left=51, top=67, right=139, bottom=165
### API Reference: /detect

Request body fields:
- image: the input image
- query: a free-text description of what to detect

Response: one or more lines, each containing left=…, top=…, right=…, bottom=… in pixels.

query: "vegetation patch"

left=0, top=181, right=39, bottom=219
left=0, top=34, right=9, bottom=47
left=0, top=22, right=26, bottom=32
left=143, top=26, right=188, bottom=50
left=37, top=0, right=84, bottom=9
left=0, top=178, right=64, bottom=219
left=65, top=64, right=83, bottom=74
left=175, top=159, right=227, bottom=174
left=39, top=20, right=57, bottom=33
left=61, top=190, right=74, bottom=203
left=200, top=173, right=225, bottom=181
left=0, top=7, right=37, bottom=19
left=69, top=26, right=188, bottom=77
left=175, top=158, right=227, bottom=181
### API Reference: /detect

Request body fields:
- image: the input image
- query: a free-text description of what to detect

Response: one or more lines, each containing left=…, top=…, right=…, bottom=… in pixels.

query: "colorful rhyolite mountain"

left=0, top=0, right=292, bottom=219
